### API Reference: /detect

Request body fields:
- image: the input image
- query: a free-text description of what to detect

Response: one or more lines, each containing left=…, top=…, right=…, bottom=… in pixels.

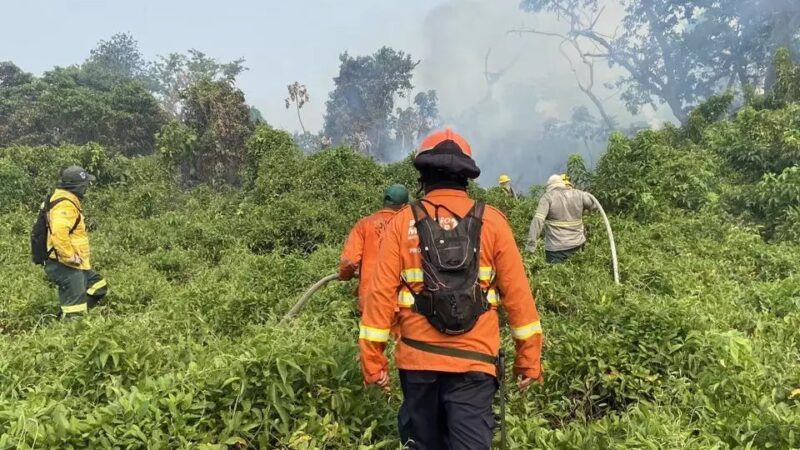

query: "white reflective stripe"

left=398, top=290, right=415, bottom=308
left=511, top=321, right=542, bottom=340
left=87, top=279, right=107, bottom=295
left=534, top=213, right=547, bottom=220
left=486, top=289, right=500, bottom=305
left=546, top=219, right=583, bottom=227
left=359, top=325, right=390, bottom=342
left=62, top=303, right=88, bottom=314
left=478, top=266, right=495, bottom=282
left=402, top=268, right=424, bottom=283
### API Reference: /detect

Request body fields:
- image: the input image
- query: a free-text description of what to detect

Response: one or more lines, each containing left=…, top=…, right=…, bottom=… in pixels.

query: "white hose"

left=588, top=194, right=620, bottom=285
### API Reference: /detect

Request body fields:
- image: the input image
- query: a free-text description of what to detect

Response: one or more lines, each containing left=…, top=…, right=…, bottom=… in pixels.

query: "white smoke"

left=413, top=0, right=672, bottom=188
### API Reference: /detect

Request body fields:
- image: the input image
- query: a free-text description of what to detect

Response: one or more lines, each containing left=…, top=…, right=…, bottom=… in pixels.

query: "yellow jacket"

left=47, top=189, right=91, bottom=270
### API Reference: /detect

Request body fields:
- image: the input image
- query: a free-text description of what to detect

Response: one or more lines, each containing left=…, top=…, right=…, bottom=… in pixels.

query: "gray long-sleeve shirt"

left=526, top=187, right=598, bottom=252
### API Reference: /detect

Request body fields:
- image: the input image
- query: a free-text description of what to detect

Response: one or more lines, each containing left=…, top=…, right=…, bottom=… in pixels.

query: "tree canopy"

left=323, top=47, right=438, bottom=159
left=519, top=0, right=800, bottom=123
left=0, top=63, right=166, bottom=156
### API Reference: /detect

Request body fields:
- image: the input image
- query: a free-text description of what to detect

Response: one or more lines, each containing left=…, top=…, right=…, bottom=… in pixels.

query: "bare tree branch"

left=589, top=6, right=606, bottom=31
left=508, top=28, right=571, bottom=40
left=483, top=47, right=522, bottom=102
left=511, top=26, right=615, bottom=130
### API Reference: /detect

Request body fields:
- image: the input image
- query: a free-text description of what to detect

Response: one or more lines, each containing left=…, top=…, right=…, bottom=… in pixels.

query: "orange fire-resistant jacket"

left=359, top=189, right=543, bottom=382
left=339, top=208, right=398, bottom=312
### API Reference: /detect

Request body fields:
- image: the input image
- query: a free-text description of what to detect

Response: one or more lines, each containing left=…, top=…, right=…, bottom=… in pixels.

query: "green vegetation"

left=1, top=37, right=799, bottom=449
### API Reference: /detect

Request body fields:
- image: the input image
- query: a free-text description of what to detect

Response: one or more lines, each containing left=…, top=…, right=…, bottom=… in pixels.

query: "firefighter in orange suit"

left=358, top=129, right=543, bottom=449
left=339, top=184, right=409, bottom=312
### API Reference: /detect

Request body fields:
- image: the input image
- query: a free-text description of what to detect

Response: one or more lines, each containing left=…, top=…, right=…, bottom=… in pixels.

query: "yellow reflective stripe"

left=478, top=266, right=495, bottom=282
left=359, top=325, right=391, bottom=342
left=398, top=290, right=415, bottom=308
left=87, top=279, right=107, bottom=295
left=511, top=321, right=542, bottom=340
left=402, top=268, right=424, bottom=283
left=546, top=219, right=583, bottom=227
left=486, top=289, right=500, bottom=306
left=534, top=213, right=547, bottom=220
left=62, top=303, right=88, bottom=314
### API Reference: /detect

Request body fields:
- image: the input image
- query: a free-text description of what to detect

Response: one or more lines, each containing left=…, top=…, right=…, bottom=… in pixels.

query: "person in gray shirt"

left=526, top=174, right=598, bottom=263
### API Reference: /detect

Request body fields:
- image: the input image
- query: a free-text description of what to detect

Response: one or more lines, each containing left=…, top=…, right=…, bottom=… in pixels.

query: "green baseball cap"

left=383, top=184, right=409, bottom=206
left=59, top=165, right=96, bottom=186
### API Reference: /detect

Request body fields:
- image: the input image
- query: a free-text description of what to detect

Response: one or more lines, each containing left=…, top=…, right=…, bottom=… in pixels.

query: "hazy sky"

left=1, top=0, right=449, bottom=131
left=1, top=0, right=673, bottom=184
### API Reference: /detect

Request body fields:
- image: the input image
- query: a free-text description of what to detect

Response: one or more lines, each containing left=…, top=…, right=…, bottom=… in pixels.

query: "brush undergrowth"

left=0, top=115, right=798, bottom=448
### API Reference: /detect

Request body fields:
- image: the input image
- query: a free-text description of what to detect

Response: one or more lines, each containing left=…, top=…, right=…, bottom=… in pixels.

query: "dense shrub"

left=705, top=104, right=800, bottom=180
left=0, top=135, right=798, bottom=448
left=0, top=65, right=166, bottom=156
left=244, top=129, right=417, bottom=253
left=592, top=131, right=721, bottom=219
left=2, top=62, right=800, bottom=446
left=0, top=143, right=108, bottom=207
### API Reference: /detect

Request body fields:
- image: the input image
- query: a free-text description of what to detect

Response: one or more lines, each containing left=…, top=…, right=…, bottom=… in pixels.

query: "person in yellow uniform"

left=44, top=166, right=108, bottom=319
left=498, top=174, right=517, bottom=198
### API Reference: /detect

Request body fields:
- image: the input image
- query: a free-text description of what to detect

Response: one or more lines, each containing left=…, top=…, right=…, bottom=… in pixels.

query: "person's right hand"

left=518, top=373, right=544, bottom=392
left=66, top=254, right=82, bottom=265
left=363, top=369, right=391, bottom=393
left=373, top=370, right=391, bottom=393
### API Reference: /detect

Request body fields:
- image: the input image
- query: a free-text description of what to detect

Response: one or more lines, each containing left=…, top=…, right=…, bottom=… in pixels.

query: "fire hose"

left=588, top=194, right=620, bottom=285
left=281, top=273, right=339, bottom=324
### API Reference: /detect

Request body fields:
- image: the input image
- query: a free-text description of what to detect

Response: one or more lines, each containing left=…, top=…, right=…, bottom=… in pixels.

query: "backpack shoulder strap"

left=48, top=197, right=81, bottom=213
left=70, top=212, right=82, bottom=233
left=471, top=201, right=486, bottom=221
left=409, top=200, right=429, bottom=223
left=47, top=197, right=69, bottom=211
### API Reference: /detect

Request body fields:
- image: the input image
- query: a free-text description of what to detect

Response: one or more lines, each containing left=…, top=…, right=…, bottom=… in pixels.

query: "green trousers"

left=44, top=260, right=108, bottom=318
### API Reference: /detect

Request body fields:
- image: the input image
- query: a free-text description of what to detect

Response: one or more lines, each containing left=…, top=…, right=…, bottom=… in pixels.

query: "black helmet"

left=58, top=165, right=96, bottom=188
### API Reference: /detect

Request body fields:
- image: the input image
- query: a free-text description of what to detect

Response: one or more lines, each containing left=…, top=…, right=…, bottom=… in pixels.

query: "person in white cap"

left=526, top=174, right=598, bottom=263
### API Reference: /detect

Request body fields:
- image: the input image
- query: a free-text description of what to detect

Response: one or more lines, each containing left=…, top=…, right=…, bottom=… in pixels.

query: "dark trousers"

left=398, top=370, right=497, bottom=450
left=545, top=244, right=584, bottom=264
left=44, top=260, right=108, bottom=318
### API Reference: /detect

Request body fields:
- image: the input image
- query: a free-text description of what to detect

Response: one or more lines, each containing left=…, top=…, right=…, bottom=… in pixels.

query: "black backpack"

left=403, top=200, right=489, bottom=335
left=30, top=195, right=81, bottom=265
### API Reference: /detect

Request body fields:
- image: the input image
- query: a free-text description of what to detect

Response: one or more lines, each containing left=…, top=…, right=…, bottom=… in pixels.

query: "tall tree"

left=83, top=33, right=149, bottom=83
left=392, top=90, right=441, bottom=151
left=249, top=106, right=266, bottom=125
left=174, top=79, right=254, bottom=184
left=413, top=90, right=440, bottom=138
left=0, top=62, right=33, bottom=88
left=518, top=0, right=800, bottom=124
left=285, top=82, right=310, bottom=133
left=323, top=47, right=418, bottom=158
left=149, top=50, right=246, bottom=118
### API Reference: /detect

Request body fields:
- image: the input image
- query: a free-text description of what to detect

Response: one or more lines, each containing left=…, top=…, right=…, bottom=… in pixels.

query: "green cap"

left=383, top=184, right=409, bottom=206
left=58, top=165, right=96, bottom=187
